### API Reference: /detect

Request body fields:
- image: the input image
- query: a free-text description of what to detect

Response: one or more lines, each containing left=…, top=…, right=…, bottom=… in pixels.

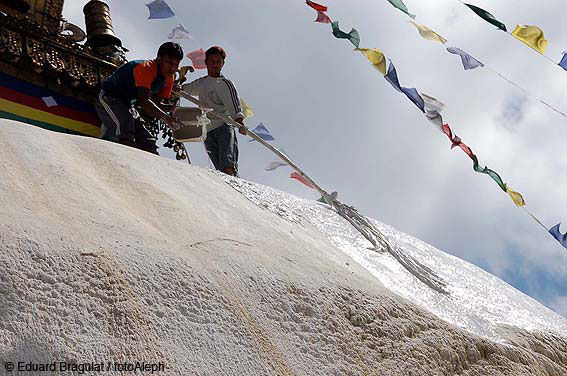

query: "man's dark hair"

left=205, top=46, right=226, bottom=61
left=157, top=42, right=183, bottom=61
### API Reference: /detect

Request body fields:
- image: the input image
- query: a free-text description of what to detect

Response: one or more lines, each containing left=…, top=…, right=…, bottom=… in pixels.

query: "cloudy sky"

left=63, top=0, right=567, bottom=317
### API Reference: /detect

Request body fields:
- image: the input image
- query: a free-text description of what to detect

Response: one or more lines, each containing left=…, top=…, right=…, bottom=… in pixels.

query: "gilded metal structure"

left=0, top=0, right=187, bottom=159
left=0, top=0, right=125, bottom=102
left=83, top=0, right=120, bottom=47
left=83, top=0, right=125, bottom=65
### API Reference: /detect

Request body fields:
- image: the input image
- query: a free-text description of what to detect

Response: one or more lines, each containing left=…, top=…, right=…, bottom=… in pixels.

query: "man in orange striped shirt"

left=95, top=42, right=183, bottom=154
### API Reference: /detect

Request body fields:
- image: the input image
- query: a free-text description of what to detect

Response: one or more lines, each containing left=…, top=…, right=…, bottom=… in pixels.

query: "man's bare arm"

left=137, top=87, right=175, bottom=125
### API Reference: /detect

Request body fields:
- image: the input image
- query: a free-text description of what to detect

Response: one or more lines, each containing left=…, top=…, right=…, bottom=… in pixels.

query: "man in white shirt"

left=181, top=46, right=247, bottom=176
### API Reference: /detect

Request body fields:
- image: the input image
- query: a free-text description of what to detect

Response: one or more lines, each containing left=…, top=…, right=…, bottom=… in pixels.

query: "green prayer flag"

left=386, top=0, right=415, bottom=19
left=331, top=21, right=360, bottom=48
left=464, top=3, right=507, bottom=31
left=472, top=156, right=507, bottom=192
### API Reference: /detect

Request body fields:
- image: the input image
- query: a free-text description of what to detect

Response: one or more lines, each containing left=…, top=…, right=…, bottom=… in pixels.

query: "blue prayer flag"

left=549, top=223, right=567, bottom=249
left=401, top=87, right=425, bottom=113
left=559, top=52, right=567, bottom=71
left=384, top=61, right=425, bottom=113
left=384, top=62, right=403, bottom=93
left=146, top=0, right=175, bottom=19
left=249, top=122, right=275, bottom=142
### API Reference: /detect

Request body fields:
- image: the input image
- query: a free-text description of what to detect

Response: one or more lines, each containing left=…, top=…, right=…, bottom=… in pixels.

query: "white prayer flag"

left=447, top=47, right=484, bottom=70
left=168, top=24, right=191, bottom=40
left=265, top=160, right=288, bottom=171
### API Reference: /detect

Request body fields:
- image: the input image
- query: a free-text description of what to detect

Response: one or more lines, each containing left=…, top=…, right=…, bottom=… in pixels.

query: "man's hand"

left=165, top=114, right=181, bottom=130
left=172, top=84, right=182, bottom=94
left=235, top=118, right=247, bottom=135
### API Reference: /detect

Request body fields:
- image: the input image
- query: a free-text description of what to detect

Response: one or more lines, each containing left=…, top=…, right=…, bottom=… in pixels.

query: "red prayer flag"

left=442, top=124, right=474, bottom=159
left=306, top=0, right=327, bottom=12
left=315, top=10, right=331, bottom=23
left=187, top=49, right=206, bottom=69
left=290, top=172, right=316, bottom=189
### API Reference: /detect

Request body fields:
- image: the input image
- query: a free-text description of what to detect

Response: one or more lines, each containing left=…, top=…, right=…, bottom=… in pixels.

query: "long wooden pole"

left=177, top=90, right=335, bottom=204
left=176, top=90, right=449, bottom=294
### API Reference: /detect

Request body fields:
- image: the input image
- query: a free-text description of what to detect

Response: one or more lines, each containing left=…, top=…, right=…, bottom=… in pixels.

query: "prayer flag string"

left=300, top=0, right=566, bottom=250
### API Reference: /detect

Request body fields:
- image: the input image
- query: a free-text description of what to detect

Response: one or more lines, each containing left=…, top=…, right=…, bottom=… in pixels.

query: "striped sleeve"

left=220, top=78, right=244, bottom=120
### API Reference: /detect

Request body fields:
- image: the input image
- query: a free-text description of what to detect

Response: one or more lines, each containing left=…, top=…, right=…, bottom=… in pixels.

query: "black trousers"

left=94, top=90, right=158, bottom=155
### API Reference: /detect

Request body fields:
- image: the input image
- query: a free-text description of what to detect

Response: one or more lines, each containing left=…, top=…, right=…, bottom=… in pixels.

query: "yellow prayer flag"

left=511, top=25, right=548, bottom=54
left=356, top=48, right=387, bottom=75
left=240, top=98, right=255, bottom=119
left=409, top=21, right=447, bottom=44
left=506, top=187, right=525, bottom=208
